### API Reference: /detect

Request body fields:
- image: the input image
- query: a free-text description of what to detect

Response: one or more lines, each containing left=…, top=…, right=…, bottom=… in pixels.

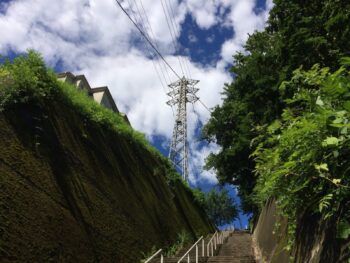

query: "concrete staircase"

left=207, top=231, right=256, bottom=263
left=147, top=231, right=256, bottom=263
left=148, top=236, right=213, bottom=263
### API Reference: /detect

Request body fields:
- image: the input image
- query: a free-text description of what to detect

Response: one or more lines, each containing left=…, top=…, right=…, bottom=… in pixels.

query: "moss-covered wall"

left=0, top=101, right=214, bottom=262
left=253, top=199, right=349, bottom=263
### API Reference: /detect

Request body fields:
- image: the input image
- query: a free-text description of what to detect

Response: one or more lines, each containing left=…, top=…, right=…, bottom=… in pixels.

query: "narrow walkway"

left=148, top=231, right=255, bottom=263
left=149, top=235, right=212, bottom=263
left=207, top=231, right=256, bottom=263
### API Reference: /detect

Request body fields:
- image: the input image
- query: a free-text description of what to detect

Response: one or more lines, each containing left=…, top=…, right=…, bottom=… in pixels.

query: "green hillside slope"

left=0, top=52, right=214, bottom=262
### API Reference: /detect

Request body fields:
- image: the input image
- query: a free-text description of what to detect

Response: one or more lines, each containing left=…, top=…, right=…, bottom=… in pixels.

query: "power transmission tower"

left=167, top=77, right=199, bottom=182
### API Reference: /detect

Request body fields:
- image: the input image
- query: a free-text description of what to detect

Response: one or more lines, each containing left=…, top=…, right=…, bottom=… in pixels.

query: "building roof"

left=120, top=113, right=131, bottom=126
left=58, top=72, right=131, bottom=126
left=57, top=72, right=92, bottom=92
left=91, top=86, right=120, bottom=113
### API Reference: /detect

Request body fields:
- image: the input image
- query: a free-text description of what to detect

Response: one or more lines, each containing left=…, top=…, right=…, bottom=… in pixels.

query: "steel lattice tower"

left=167, top=77, right=199, bottom=181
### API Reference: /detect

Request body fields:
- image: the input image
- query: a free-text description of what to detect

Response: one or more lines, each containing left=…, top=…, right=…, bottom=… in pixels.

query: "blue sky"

left=0, top=0, right=273, bottom=228
left=151, top=0, right=270, bottom=228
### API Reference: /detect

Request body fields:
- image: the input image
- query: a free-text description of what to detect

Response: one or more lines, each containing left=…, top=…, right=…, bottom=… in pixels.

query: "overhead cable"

left=199, top=99, right=212, bottom=114
left=160, top=0, right=186, bottom=77
left=115, top=0, right=181, bottom=79
left=137, top=0, right=172, bottom=84
left=131, top=0, right=167, bottom=89
left=129, top=0, right=176, bottom=115
left=164, top=0, right=192, bottom=79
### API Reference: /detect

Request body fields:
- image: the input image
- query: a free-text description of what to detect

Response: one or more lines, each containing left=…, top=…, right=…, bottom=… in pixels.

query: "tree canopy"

left=193, top=188, right=238, bottom=227
left=202, top=0, right=350, bottom=213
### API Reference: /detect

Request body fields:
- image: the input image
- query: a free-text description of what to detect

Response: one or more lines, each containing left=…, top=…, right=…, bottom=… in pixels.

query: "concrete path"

left=207, top=231, right=256, bottom=263
left=149, top=231, right=256, bottom=263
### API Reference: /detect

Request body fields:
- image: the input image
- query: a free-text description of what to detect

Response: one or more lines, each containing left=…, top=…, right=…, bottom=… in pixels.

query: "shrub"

left=252, top=59, right=350, bottom=247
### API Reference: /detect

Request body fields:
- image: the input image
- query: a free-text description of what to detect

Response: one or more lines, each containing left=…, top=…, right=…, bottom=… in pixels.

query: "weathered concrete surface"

left=0, top=102, right=214, bottom=262
left=207, top=231, right=256, bottom=263
left=252, top=199, right=350, bottom=263
left=293, top=211, right=350, bottom=263
left=252, top=199, right=289, bottom=263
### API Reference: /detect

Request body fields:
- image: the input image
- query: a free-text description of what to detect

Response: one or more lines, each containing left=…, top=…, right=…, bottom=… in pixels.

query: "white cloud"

left=220, top=0, right=274, bottom=64
left=0, top=0, right=272, bottom=185
left=189, top=142, right=220, bottom=185
left=184, top=0, right=217, bottom=29
left=184, top=0, right=233, bottom=29
left=79, top=51, right=229, bottom=139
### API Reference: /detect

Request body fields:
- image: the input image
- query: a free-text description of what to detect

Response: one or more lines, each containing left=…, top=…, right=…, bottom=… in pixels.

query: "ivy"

left=253, top=60, right=350, bottom=248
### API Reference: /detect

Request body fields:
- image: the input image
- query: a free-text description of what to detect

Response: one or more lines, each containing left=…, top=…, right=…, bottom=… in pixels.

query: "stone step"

left=209, top=232, right=256, bottom=263
left=148, top=232, right=255, bottom=263
left=148, top=235, right=220, bottom=263
left=175, top=236, right=220, bottom=257
left=148, top=256, right=208, bottom=263
left=150, top=257, right=255, bottom=263
left=207, top=257, right=256, bottom=263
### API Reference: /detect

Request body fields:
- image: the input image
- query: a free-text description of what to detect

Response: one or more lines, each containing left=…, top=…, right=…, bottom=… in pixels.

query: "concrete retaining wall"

left=252, top=199, right=349, bottom=263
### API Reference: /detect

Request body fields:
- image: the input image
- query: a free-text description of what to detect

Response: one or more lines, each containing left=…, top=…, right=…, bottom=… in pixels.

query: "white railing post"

left=196, top=245, right=198, bottom=263
left=214, top=234, right=216, bottom=250
left=145, top=249, right=163, bottom=263
left=177, top=236, right=203, bottom=263
left=202, top=239, right=204, bottom=257
left=206, top=231, right=222, bottom=257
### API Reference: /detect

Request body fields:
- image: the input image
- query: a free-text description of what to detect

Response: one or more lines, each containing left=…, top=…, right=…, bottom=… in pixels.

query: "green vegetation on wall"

left=0, top=51, right=214, bottom=262
left=202, top=0, right=350, bottom=214
left=0, top=51, right=174, bottom=172
left=253, top=61, right=350, bottom=248
left=202, top=0, right=350, bottom=256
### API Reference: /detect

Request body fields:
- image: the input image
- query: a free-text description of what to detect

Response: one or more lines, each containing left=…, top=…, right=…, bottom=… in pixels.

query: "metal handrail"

left=206, top=231, right=219, bottom=257
left=144, top=230, right=232, bottom=263
left=207, top=231, right=218, bottom=245
left=177, top=236, right=203, bottom=263
left=144, top=249, right=163, bottom=263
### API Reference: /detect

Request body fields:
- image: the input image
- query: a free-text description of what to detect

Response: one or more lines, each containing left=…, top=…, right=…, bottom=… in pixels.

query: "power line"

left=138, top=0, right=173, bottom=83
left=125, top=0, right=167, bottom=97
left=166, top=0, right=191, bottom=78
left=131, top=0, right=167, bottom=87
left=164, top=0, right=192, bottom=79
left=130, top=0, right=176, bottom=116
left=115, top=0, right=181, bottom=79
left=160, top=0, right=186, bottom=77
left=137, top=0, right=172, bottom=84
left=198, top=99, right=212, bottom=114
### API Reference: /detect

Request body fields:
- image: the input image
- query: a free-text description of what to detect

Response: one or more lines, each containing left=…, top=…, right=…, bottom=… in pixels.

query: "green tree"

left=202, top=0, right=350, bottom=213
left=0, top=50, right=57, bottom=109
left=203, top=31, right=282, bottom=212
left=194, top=188, right=238, bottom=227
left=252, top=60, right=350, bottom=247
